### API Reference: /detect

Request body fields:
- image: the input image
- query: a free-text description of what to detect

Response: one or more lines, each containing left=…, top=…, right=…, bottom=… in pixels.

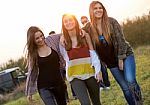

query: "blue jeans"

left=38, top=85, right=66, bottom=105
left=110, top=55, right=142, bottom=105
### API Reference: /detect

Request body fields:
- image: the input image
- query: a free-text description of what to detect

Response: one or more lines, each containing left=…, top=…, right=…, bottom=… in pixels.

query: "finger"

left=80, top=30, right=83, bottom=35
left=97, top=76, right=101, bottom=83
left=119, top=65, right=123, bottom=70
left=97, top=80, right=99, bottom=83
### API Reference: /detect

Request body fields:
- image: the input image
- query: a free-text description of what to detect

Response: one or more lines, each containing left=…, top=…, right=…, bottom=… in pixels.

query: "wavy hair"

left=25, top=26, right=44, bottom=71
left=89, top=1, right=112, bottom=46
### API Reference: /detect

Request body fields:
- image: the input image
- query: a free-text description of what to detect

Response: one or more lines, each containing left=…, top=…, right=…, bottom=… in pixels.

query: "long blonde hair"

left=25, top=26, right=44, bottom=71
left=62, top=14, right=86, bottom=51
left=89, top=1, right=112, bottom=46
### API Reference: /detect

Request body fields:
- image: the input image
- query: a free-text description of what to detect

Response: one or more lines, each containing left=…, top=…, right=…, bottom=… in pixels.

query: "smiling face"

left=34, top=31, right=45, bottom=47
left=93, top=3, right=103, bottom=19
left=63, top=15, right=76, bottom=31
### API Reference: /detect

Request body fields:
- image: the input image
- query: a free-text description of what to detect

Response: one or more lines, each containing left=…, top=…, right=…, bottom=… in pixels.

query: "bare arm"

left=82, top=30, right=94, bottom=50
left=82, top=30, right=102, bottom=82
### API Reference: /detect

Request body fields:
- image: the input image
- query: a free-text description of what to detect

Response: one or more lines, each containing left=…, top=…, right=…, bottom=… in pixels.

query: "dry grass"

left=0, top=82, right=26, bottom=104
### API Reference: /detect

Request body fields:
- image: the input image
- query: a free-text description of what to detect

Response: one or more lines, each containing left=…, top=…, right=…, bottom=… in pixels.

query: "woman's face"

left=34, top=31, right=45, bottom=47
left=63, top=15, right=75, bottom=31
left=93, top=3, right=103, bottom=19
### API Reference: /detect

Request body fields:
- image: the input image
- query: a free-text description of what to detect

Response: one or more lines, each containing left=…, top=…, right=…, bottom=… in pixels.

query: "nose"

left=39, top=37, right=43, bottom=41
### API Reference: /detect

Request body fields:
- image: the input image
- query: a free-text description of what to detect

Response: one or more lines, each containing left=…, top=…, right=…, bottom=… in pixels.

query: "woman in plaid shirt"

left=25, top=26, right=66, bottom=105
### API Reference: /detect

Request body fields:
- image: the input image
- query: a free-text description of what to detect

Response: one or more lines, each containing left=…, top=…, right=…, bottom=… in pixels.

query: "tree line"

left=122, top=11, right=150, bottom=47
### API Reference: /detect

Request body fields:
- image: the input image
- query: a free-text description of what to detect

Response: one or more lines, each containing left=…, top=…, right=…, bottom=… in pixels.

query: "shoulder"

left=109, top=17, right=119, bottom=24
left=82, top=22, right=91, bottom=33
left=46, top=34, right=62, bottom=43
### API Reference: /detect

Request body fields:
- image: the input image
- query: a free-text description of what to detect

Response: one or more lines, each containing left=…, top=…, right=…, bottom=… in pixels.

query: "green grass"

left=2, top=46, right=150, bottom=105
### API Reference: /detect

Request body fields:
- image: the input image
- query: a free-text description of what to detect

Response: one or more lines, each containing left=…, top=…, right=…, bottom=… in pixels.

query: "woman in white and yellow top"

left=60, top=14, right=102, bottom=105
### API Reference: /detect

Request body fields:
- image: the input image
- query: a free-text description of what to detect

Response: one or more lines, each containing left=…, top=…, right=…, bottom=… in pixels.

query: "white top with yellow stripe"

left=59, top=45, right=101, bottom=82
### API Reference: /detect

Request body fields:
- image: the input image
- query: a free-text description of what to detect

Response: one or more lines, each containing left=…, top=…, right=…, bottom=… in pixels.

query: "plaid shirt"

left=83, top=17, right=133, bottom=60
left=25, top=34, right=65, bottom=96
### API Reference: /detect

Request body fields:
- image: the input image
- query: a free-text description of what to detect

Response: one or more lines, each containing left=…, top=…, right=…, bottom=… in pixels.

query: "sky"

left=0, top=0, right=150, bottom=65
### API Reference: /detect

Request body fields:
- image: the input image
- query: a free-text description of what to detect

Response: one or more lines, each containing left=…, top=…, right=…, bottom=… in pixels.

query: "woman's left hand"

left=118, top=59, right=124, bottom=70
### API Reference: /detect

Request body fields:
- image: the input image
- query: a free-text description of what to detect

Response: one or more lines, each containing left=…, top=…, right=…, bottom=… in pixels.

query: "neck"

left=68, top=29, right=78, bottom=47
left=96, top=19, right=103, bottom=35
left=68, top=29, right=76, bottom=37
left=97, top=18, right=102, bottom=24
left=38, top=44, right=47, bottom=51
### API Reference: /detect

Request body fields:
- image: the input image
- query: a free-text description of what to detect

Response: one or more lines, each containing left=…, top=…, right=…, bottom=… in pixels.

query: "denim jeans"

left=38, top=85, right=66, bottom=105
left=110, top=55, right=142, bottom=105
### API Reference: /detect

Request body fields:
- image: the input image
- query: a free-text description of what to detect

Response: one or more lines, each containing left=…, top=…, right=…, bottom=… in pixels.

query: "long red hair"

left=62, top=14, right=87, bottom=51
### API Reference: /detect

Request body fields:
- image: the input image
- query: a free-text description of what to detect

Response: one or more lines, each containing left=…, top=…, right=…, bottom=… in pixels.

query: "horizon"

left=0, top=0, right=150, bottom=65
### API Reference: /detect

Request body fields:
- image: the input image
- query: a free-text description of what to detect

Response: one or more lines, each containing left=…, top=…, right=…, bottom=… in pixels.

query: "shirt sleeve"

left=111, top=18, right=128, bottom=59
left=25, top=63, right=37, bottom=96
left=89, top=50, right=101, bottom=78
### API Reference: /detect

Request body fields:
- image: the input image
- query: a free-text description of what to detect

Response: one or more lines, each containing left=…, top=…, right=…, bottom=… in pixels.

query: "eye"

left=35, top=37, right=39, bottom=40
left=94, top=6, right=103, bottom=10
left=40, top=34, right=43, bottom=38
left=64, top=20, right=68, bottom=23
left=99, top=7, right=103, bottom=9
left=94, top=7, right=97, bottom=10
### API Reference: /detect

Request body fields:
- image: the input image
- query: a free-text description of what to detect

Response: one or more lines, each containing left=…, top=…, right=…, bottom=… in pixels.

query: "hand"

left=96, top=73, right=102, bottom=83
left=118, top=59, right=124, bottom=70
left=27, top=95, right=33, bottom=102
left=60, top=35, right=65, bottom=47
left=80, top=29, right=89, bottom=37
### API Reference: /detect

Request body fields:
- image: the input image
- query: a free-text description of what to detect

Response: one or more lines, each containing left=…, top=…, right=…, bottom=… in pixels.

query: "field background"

left=0, top=12, right=150, bottom=105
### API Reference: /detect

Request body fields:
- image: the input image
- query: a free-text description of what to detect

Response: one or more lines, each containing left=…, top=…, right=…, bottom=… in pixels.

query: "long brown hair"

left=62, top=14, right=86, bottom=51
left=89, top=1, right=112, bottom=46
left=25, top=26, right=44, bottom=71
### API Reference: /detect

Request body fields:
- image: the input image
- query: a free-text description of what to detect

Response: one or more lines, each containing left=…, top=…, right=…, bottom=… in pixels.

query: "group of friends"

left=25, top=1, right=143, bottom=105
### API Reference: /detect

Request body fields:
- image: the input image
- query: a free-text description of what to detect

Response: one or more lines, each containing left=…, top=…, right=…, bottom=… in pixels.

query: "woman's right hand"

left=27, top=95, right=33, bottom=102
left=118, top=59, right=124, bottom=70
left=96, top=72, right=102, bottom=83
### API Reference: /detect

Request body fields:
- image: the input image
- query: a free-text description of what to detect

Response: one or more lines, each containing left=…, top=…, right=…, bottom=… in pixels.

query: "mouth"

left=95, top=11, right=102, bottom=16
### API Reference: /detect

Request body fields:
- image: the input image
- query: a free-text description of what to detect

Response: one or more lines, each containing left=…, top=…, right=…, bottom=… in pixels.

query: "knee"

left=122, top=86, right=130, bottom=92
left=126, top=76, right=136, bottom=83
left=127, top=80, right=137, bottom=87
left=121, top=80, right=138, bottom=91
left=128, top=81, right=140, bottom=91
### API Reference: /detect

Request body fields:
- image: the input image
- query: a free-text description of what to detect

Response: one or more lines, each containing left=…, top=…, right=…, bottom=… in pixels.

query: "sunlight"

left=0, top=0, right=150, bottom=64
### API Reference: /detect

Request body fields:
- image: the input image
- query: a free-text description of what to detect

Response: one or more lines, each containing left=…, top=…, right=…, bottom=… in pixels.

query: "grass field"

left=1, top=46, right=150, bottom=105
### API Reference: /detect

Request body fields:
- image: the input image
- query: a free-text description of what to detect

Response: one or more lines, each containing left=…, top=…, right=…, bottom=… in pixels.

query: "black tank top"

left=97, top=35, right=118, bottom=68
left=37, top=48, right=64, bottom=89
